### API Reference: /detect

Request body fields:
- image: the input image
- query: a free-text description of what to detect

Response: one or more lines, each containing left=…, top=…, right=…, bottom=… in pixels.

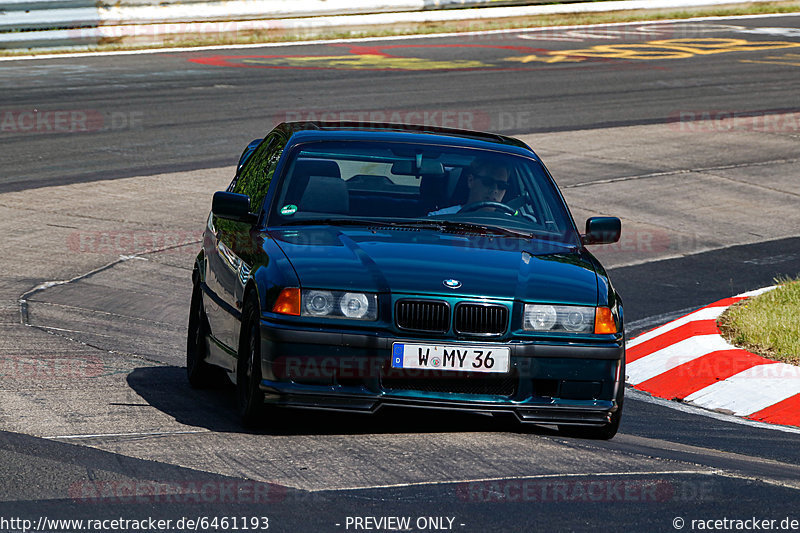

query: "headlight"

left=304, top=290, right=335, bottom=316
left=524, top=304, right=595, bottom=333
left=340, top=292, right=371, bottom=319
left=300, top=290, right=377, bottom=320
left=524, top=304, right=557, bottom=331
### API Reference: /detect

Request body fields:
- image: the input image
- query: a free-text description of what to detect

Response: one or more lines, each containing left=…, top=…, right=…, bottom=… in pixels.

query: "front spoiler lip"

left=258, top=383, right=618, bottom=427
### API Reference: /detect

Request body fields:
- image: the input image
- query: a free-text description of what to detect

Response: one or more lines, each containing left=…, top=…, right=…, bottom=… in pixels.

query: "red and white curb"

left=625, top=287, right=800, bottom=428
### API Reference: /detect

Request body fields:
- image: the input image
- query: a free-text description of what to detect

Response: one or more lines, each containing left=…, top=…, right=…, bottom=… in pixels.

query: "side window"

left=232, top=135, right=285, bottom=212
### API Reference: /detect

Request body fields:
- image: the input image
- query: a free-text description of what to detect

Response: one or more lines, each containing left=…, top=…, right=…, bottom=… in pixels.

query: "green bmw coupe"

left=187, top=121, right=625, bottom=439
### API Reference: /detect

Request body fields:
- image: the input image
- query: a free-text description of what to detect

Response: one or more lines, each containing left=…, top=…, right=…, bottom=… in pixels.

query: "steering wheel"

left=458, top=202, right=517, bottom=215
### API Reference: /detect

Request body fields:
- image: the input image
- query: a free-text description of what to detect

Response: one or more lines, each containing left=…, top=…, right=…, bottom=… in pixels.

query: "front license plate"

left=391, top=343, right=510, bottom=374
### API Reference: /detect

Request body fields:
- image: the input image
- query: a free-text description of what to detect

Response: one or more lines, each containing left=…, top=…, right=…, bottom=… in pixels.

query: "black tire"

left=237, top=299, right=265, bottom=427
left=187, top=282, right=223, bottom=388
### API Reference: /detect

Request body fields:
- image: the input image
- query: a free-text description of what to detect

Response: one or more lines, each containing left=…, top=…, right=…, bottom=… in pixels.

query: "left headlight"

left=524, top=304, right=609, bottom=333
left=301, top=290, right=377, bottom=320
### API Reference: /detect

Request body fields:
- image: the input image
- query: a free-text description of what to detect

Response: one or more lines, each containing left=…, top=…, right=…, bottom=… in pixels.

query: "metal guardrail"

left=1, top=8, right=99, bottom=32
left=2, top=0, right=94, bottom=8
left=0, top=0, right=778, bottom=52
left=100, top=0, right=517, bottom=26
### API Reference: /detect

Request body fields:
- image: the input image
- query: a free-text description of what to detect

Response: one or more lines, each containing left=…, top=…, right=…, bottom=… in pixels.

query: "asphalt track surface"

left=2, top=15, right=800, bottom=191
left=2, top=14, right=800, bottom=533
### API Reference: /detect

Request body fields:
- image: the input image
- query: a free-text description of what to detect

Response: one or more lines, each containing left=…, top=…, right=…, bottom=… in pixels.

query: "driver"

left=428, top=159, right=510, bottom=216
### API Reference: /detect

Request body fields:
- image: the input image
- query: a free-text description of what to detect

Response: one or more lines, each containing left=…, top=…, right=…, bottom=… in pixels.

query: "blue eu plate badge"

left=392, top=343, right=404, bottom=368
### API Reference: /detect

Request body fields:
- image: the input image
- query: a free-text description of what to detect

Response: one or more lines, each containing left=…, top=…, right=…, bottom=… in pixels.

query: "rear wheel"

left=237, top=299, right=265, bottom=427
left=186, top=282, right=223, bottom=388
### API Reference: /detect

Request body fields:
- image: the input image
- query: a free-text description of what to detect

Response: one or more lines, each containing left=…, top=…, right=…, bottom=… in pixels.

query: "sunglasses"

left=473, top=173, right=509, bottom=191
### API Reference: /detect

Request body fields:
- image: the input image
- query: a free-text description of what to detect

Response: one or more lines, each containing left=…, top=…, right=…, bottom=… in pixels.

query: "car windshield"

left=269, top=140, right=579, bottom=244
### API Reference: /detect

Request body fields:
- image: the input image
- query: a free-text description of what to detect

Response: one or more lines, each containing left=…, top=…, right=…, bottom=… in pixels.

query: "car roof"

left=271, top=121, right=538, bottom=158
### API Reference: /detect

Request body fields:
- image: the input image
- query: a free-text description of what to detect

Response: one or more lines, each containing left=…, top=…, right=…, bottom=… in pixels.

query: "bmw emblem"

left=443, top=279, right=462, bottom=289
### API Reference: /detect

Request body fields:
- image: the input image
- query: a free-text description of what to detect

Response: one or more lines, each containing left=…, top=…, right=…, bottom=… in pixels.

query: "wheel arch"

left=192, top=250, right=206, bottom=285
left=243, top=277, right=262, bottom=314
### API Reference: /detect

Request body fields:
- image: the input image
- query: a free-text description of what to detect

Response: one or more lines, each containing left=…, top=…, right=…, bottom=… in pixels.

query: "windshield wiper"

left=280, top=218, right=533, bottom=239
left=280, top=218, right=404, bottom=228
left=399, top=219, right=534, bottom=239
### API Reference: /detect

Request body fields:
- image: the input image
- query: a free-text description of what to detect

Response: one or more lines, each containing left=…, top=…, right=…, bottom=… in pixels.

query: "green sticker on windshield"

left=280, top=204, right=298, bottom=216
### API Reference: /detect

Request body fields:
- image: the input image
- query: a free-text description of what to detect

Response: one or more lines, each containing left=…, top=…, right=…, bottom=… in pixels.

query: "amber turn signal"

left=273, top=288, right=301, bottom=316
left=594, top=307, right=617, bottom=334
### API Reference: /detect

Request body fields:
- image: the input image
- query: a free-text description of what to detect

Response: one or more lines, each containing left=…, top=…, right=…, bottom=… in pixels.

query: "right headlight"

left=524, top=304, right=615, bottom=334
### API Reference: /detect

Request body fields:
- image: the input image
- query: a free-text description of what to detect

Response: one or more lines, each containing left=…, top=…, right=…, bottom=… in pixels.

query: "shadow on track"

left=126, top=366, right=557, bottom=437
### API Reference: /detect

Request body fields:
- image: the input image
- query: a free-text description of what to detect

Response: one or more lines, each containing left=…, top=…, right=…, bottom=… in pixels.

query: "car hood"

left=270, top=227, right=598, bottom=305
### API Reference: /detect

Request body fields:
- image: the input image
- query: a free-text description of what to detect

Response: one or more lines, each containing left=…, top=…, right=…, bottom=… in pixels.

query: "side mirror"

left=212, top=192, right=258, bottom=224
left=582, top=217, right=621, bottom=245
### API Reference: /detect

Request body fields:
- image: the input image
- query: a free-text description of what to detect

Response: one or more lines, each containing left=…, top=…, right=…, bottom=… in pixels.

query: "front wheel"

left=237, top=300, right=265, bottom=427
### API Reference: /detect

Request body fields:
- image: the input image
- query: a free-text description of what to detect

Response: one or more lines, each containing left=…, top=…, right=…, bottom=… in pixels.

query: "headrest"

left=294, top=159, right=341, bottom=179
left=299, top=176, right=350, bottom=214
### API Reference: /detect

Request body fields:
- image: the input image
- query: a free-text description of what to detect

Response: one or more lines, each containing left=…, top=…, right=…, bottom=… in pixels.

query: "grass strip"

left=718, top=278, right=800, bottom=366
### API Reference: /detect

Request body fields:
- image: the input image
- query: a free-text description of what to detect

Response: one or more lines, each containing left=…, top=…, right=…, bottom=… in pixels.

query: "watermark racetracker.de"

left=0, top=109, right=144, bottom=134
left=274, top=109, right=492, bottom=131
left=273, top=108, right=605, bottom=132
left=69, top=480, right=286, bottom=504
left=67, top=230, right=202, bottom=255
left=0, top=355, right=105, bottom=380
left=457, top=478, right=716, bottom=503
left=668, top=110, right=800, bottom=133
left=672, top=516, right=799, bottom=530
left=662, top=358, right=800, bottom=380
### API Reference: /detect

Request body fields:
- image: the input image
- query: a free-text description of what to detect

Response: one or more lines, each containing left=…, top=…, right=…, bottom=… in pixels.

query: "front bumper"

left=259, top=321, right=624, bottom=426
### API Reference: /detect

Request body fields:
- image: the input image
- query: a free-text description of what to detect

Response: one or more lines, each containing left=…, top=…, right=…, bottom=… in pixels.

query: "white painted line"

left=517, top=34, right=585, bottom=42
left=684, top=364, right=800, bottom=416
left=30, top=325, right=117, bottom=338
left=626, top=334, right=734, bottom=385
left=314, top=470, right=715, bottom=492
left=2, top=11, right=799, bottom=61
left=45, top=429, right=209, bottom=439
left=626, top=306, right=726, bottom=349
